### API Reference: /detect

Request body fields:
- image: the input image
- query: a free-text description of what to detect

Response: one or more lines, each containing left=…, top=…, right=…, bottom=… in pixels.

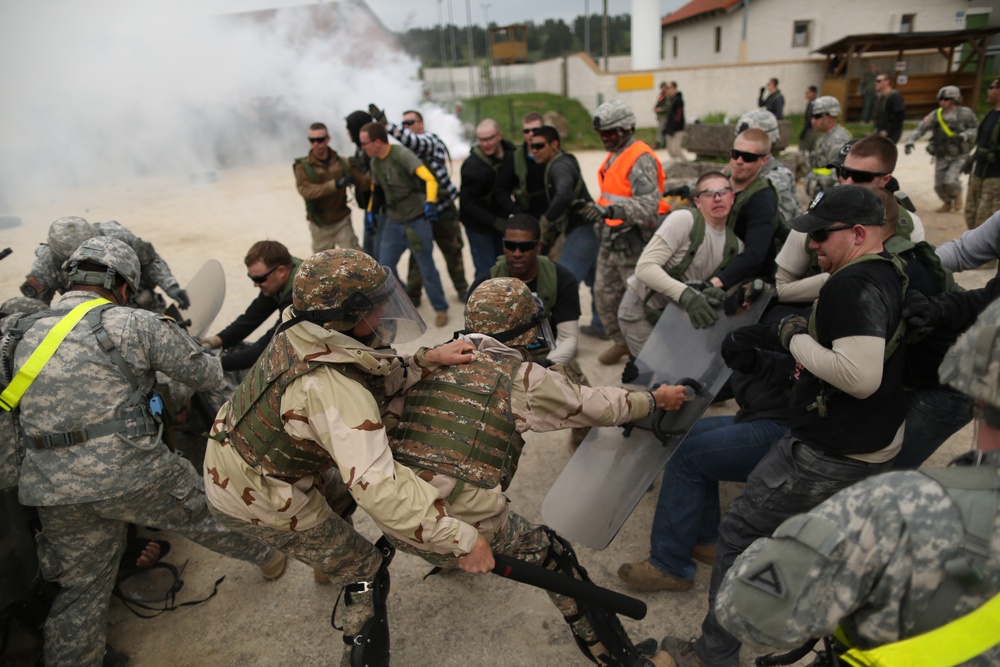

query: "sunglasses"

left=503, top=239, right=539, bottom=253
left=811, top=113, right=828, bottom=120
left=522, top=127, right=539, bottom=134
left=808, top=225, right=855, bottom=243
left=695, top=186, right=733, bottom=200
left=529, top=142, right=548, bottom=151
left=730, top=148, right=765, bottom=163
left=308, top=136, right=328, bottom=144
left=248, top=266, right=279, bottom=283
left=837, top=165, right=886, bottom=184
left=991, top=85, right=1000, bottom=90
left=401, top=119, right=417, bottom=127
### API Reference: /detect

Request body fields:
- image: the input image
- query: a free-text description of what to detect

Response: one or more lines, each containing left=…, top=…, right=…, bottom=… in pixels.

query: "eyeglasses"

left=695, top=186, right=733, bottom=200
left=477, top=133, right=499, bottom=143
left=837, top=165, right=886, bottom=183
left=529, top=142, right=548, bottom=151
left=503, top=239, right=539, bottom=253
left=808, top=225, right=855, bottom=243
left=401, top=119, right=417, bottom=127
left=730, top=148, right=766, bottom=163
left=248, top=266, right=279, bottom=283
left=359, top=140, right=374, bottom=147
left=308, top=136, right=328, bottom=144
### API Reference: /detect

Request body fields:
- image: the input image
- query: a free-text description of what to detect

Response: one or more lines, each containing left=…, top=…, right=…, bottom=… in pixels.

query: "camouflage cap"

left=292, top=249, right=388, bottom=331
left=465, top=278, right=539, bottom=347
left=811, top=96, right=841, bottom=117
left=47, top=216, right=97, bottom=263
left=938, top=85, right=961, bottom=101
left=0, top=296, right=49, bottom=319
left=939, top=298, right=1000, bottom=410
left=593, top=100, right=636, bottom=132
left=736, top=109, right=779, bottom=143
left=64, top=236, right=141, bottom=292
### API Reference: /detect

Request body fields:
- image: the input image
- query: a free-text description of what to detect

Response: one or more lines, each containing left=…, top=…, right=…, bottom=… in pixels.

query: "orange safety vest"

left=597, top=140, right=670, bottom=227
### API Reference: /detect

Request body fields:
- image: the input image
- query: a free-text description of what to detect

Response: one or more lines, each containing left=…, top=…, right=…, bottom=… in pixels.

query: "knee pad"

left=334, top=538, right=395, bottom=667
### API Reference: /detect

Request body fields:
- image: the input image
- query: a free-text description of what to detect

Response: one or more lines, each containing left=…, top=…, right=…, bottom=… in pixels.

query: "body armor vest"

left=391, top=352, right=523, bottom=496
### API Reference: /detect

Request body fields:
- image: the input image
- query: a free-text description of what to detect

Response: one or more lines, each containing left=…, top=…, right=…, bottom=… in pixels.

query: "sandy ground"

left=0, top=141, right=992, bottom=667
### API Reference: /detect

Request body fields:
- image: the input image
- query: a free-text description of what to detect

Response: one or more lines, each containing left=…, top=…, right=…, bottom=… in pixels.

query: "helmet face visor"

left=356, top=270, right=427, bottom=346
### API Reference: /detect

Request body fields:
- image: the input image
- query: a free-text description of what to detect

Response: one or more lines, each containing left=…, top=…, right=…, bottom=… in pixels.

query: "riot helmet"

left=63, top=236, right=141, bottom=293
left=464, top=278, right=555, bottom=350
left=48, top=216, right=97, bottom=263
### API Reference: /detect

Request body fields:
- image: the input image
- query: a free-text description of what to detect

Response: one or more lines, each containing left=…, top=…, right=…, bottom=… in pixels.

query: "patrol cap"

left=592, top=100, right=636, bottom=132
left=940, top=298, right=1000, bottom=416
left=826, top=138, right=859, bottom=169
left=811, top=96, right=841, bottom=117
left=735, top=109, right=779, bottom=144
left=938, top=85, right=961, bottom=101
left=788, top=185, right=884, bottom=233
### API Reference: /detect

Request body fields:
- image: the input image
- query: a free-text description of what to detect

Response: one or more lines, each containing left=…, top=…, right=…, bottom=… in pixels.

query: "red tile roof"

left=662, top=0, right=743, bottom=27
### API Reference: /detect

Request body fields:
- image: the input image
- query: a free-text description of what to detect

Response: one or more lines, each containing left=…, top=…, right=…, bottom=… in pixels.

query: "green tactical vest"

left=884, top=234, right=955, bottom=294
left=390, top=352, right=523, bottom=503
left=294, top=155, right=349, bottom=224
left=370, top=145, right=429, bottom=211
left=729, top=174, right=788, bottom=248
left=490, top=255, right=558, bottom=317
left=513, top=145, right=547, bottom=211
left=215, top=332, right=385, bottom=479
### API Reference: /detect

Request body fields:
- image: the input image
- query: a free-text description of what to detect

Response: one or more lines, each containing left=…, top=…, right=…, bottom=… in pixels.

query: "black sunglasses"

left=811, top=113, right=827, bottom=120
left=730, top=148, right=765, bottom=163
left=837, top=165, right=886, bottom=184
left=401, top=119, right=417, bottom=126
left=808, top=225, right=855, bottom=243
left=503, top=239, right=539, bottom=253
left=248, top=266, right=279, bottom=283
left=308, top=136, right=328, bottom=144
left=529, top=142, right=548, bottom=151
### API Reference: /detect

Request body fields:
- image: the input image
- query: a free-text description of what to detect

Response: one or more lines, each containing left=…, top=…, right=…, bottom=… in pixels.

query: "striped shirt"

left=388, top=124, right=460, bottom=211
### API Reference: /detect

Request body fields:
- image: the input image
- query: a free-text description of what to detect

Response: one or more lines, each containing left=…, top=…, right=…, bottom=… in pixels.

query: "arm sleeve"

left=773, top=95, right=784, bottom=120
left=141, top=314, right=224, bottom=392
left=459, top=160, right=506, bottom=232
left=908, top=212, right=926, bottom=243
left=388, top=124, right=434, bottom=160
left=633, top=226, right=689, bottom=303
left=612, top=152, right=661, bottom=225
left=414, top=164, right=438, bottom=203
left=936, top=211, right=1000, bottom=271
left=215, top=294, right=279, bottom=348
left=788, top=334, right=885, bottom=398
left=294, top=162, right=335, bottom=200
left=496, top=153, right=521, bottom=214
left=775, top=264, right=828, bottom=304
left=546, top=321, right=579, bottom=365
left=541, top=159, right=577, bottom=222
left=716, top=189, right=777, bottom=289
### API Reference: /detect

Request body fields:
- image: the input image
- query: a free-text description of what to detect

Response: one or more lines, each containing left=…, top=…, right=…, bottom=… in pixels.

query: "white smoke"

left=0, top=0, right=469, bottom=212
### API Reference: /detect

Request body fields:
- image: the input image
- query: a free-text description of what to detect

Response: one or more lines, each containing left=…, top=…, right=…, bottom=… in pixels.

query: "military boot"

left=935, top=199, right=953, bottom=213
left=599, top=343, right=630, bottom=365
left=952, top=192, right=964, bottom=212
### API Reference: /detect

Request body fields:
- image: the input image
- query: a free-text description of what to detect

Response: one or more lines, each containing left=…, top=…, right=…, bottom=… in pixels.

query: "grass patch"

left=460, top=93, right=607, bottom=150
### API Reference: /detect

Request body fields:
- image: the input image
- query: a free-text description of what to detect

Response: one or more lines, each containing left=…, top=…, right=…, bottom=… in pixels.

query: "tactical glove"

left=575, top=200, right=610, bottom=226
left=679, top=287, right=719, bottom=329
left=682, top=279, right=710, bottom=291
left=166, top=286, right=190, bottom=309
left=904, top=143, right=915, bottom=156
left=664, top=184, right=691, bottom=199
left=701, top=286, right=727, bottom=308
left=723, top=279, right=766, bottom=315
left=901, top=289, right=942, bottom=329
left=335, top=176, right=356, bottom=188
left=423, top=202, right=439, bottom=223
left=778, top=314, right=809, bottom=350
left=720, top=326, right=765, bottom=374
left=367, top=103, right=387, bottom=124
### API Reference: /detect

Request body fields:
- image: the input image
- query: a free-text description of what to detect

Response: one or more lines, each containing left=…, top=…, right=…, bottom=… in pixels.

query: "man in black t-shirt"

left=660, top=186, right=907, bottom=667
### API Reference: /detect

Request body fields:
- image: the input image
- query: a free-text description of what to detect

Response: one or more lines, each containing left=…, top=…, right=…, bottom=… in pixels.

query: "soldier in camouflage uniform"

left=20, top=216, right=189, bottom=312
left=804, top=97, right=853, bottom=197
left=579, top=100, right=670, bottom=366
left=905, top=85, right=979, bottom=213
left=386, top=277, right=686, bottom=666
left=735, top=109, right=801, bottom=225
left=1, top=237, right=281, bottom=667
left=203, top=248, right=478, bottom=667
left=716, top=296, right=1000, bottom=667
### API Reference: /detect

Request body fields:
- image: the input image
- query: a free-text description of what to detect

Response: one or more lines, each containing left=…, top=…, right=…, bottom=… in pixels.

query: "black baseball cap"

left=788, top=185, right=885, bottom=233
left=826, top=138, right=859, bottom=169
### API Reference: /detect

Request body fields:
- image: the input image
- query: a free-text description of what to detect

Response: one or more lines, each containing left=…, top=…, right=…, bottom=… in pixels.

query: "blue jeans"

left=649, top=416, right=785, bottom=581
left=893, top=387, right=973, bottom=470
left=463, top=224, right=503, bottom=286
left=696, top=434, right=894, bottom=666
left=378, top=215, right=448, bottom=312
left=363, top=213, right=386, bottom=259
left=557, top=223, right=604, bottom=332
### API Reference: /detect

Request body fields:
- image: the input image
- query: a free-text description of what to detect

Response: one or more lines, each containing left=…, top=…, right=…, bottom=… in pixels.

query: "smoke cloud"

left=0, top=0, right=468, bottom=212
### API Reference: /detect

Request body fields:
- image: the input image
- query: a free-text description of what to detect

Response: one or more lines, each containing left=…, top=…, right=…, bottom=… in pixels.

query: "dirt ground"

left=0, top=140, right=991, bottom=667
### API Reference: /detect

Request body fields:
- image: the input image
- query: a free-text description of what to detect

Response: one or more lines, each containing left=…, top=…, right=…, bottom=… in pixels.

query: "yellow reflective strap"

left=812, top=168, right=833, bottom=175
left=838, top=588, right=1000, bottom=667
left=0, top=298, right=111, bottom=412
left=936, top=108, right=956, bottom=138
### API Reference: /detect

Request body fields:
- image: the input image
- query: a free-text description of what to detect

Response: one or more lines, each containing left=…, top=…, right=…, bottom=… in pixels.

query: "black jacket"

left=460, top=139, right=517, bottom=234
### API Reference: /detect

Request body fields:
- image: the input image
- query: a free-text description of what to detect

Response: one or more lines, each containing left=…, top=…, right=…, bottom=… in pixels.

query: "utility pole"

left=602, top=0, right=609, bottom=72
left=584, top=0, right=590, bottom=57
left=465, top=0, right=476, bottom=97
left=481, top=3, right=492, bottom=96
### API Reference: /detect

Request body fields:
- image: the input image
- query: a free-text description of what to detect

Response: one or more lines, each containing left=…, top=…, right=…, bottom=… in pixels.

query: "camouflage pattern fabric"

left=595, top=250, right=638, bottom=347
left=716, top=464, right=1000, bottom=666
left=405, top=200, right=468, bottom=300
left=940, top=297, right=1000, bottom=405
left=761, top=159, right=801, bottom=224
left=292, top=248, right=386, bottom=330
left=65, top=236, right=141, bottom=292
left=594, top=100, right=637, bottom=132
left=964, top=175, right=1000, bottom=230
left=805, top=125, right=853, bottom=197
left=466, top=277, right=539, bottom=347
left=906, top=105, right=979, bottom=158
left=935, top=153, right=968, bottom=202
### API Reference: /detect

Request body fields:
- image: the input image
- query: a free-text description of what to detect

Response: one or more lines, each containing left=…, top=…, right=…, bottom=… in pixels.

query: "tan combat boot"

left=952, top=192, right=964, bottom=212
left=617, top=561, right=693, bottom=592
left=598, top=343, right=630, bottom=365
left=935, top=199, right=953, bottom=213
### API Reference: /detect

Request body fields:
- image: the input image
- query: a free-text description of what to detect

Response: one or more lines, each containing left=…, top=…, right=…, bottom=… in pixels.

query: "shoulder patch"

left=739, top=561, right=786, bottom=599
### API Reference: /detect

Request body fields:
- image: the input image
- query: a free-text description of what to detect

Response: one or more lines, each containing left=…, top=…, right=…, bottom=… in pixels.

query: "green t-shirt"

left=373, top=145, right=427, bottom=222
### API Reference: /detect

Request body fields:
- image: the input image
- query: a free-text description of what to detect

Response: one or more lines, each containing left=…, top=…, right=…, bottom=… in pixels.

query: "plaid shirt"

left=388, top=124, right=459, bottom=211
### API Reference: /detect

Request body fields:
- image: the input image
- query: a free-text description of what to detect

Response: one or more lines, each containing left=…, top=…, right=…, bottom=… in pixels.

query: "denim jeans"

left=463, top=223, right=503, bottom=286
left=649, top=416, right=785, bottom=581
left=893, top=387, right=974, bottom=470
left=362, top=213, right=386, bottom=259
left=378, top=215, right=448, bottom=312
left=695, top=434, right=894, bottom=666
left=557, top=223, right=604, bottom=332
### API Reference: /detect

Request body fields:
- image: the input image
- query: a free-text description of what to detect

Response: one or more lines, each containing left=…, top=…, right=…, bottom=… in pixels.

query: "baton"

left=491, top=553, right=647, bottom=620
left=0, top=248, right=11, bottom=261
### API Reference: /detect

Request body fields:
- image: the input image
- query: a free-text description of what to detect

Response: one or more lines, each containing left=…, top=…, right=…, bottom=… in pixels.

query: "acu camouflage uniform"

left=761, top=159, right=800, bottom=226
left=7, top=288, right=274, bottom=667
left=805, top=125, right=853, bottom=197
left=906, top=105, right=979, bottom=205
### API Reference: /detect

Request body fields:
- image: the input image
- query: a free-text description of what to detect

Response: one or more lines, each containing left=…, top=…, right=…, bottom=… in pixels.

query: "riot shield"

left=182, top=259, right=226, bottom=338
left=541, top=285, right=774, bottom=550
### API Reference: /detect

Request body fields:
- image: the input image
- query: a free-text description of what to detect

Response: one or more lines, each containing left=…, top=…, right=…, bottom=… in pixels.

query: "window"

left=900, top=14, right=915, bottom=33
left=672, top=35, right=678, bottom=59
left=714, top=26, right=721, bottom=53
left=793, top=21, right=810, bottom=48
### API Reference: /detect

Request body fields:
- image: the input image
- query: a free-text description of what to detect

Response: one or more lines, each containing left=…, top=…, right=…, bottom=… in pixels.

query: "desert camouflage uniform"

left=760, top=159, right=800, bottom=225
left=385, top=333, right=654, bottom=659
left=10, top=291, right=275, bottom=667
left=595, top=137, right=664, bottom=348
left=805, top=125, right=852, bottom=197
left=906, top=106, right=979, bottom=204
left=20, top=220, right=182, bottom=310
left=717, top=460, right=1000, bottom=666
left=387, top=123, right=468, bottom=301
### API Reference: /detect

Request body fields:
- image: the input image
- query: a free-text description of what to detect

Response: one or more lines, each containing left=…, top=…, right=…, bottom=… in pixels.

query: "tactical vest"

left=729, top=174, right=787, bottom=248
left=370, top=146, right=430, bottom=211
left=490, top=255, right=558, bottom=317
left=215, top=333, right=385, bottom=479
left=294, top=155, right=350, bottom=225
left=390, top=352, right=523, bottom=503
left=512, top=145, right=547, bottom=212
left=883, top=234, right=955, bottom=294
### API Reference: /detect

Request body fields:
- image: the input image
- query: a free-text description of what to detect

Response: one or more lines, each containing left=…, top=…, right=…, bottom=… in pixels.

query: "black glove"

left=166, top=286, right=190, bottom=310
left=423, top=202, right=439, bottom=223
left=723, top=279, right=767, bottom=315
left=962, top=155, right=975, bottom=175
left=575, top=200, right=609, bottom=225
left=901, top=289, right=944, bottom=329
left=621, top=356, right=639, bottom=383
left=679, top=287, right=719, bottom=329
left=720, top=329, right=761, bottom=374
left=778, top=314, right=809, bottom=350
left=664, top=184, right=691, bottom=199
left=368, top=103, right=386, bottom=124
left=335, top=176, right=356, bottom=188
left=904, top=143, right=915, bottom=156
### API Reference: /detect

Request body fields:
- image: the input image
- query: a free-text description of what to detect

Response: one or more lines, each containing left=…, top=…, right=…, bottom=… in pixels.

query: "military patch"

left=808, top=191, right=824, bottom=210
left=739, top=561, right=786, bottom=599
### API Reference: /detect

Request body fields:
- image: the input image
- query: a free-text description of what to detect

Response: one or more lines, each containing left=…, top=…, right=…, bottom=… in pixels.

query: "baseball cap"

left=826, top=138, right=859, bottom=169
left=788, top=185, right=885, bottom=233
